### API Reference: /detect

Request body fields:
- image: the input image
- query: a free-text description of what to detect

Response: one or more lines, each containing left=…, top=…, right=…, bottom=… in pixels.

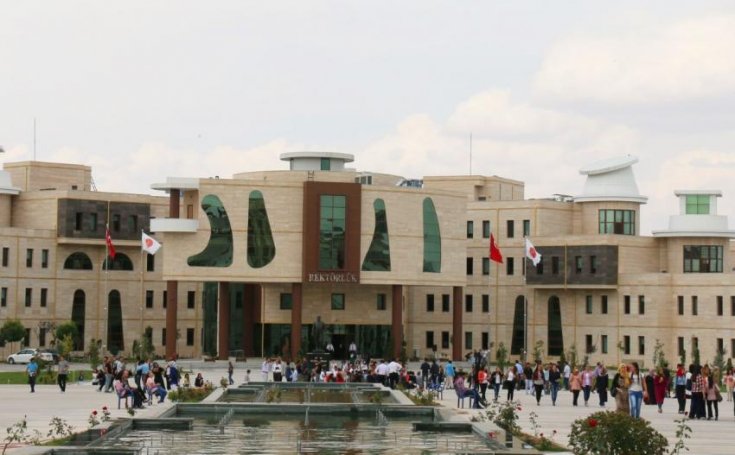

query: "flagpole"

left=523, top=237, right=528, bottom=363
left=104, top=200, right=110, bottom=352
left=140, top=230, right=145, bottom=346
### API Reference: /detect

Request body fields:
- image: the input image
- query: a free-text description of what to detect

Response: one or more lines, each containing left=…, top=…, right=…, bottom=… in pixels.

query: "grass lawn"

left=0, top=370, right=93, bottom=385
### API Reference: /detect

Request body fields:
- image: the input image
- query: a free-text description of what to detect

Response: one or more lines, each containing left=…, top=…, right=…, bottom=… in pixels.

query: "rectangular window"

left=26, top=249, right=33, bottom=268
left=575, top=256, right=583, bottom=274
left=624, top=295, right=631, bottom=314
left=598, top=209, right=636, bottom=235
left=40, top=288, right=47, bottom=307
left=506, top=257, right=514, bottom=275
left=319, top=195, right=346, bottom=270
left=585, top=295, right=593, bottom=314
left=0, top=287, right=7, bottom=307
left=426, top=331, right=434, bottom=349
left=186, top=328, right=195, bottom=346
left=466, top=257, right=474, bottom=275
left=75, top=212, right=83, bottom=230
left=465, top=295, right=473, bottom=312
left=145, top=290, right=154, bottom=309
left=536, top=259, right=544, bottom=275
left=683, top=245, right=723, bottom=273
left=90, top=213, right=98, bottom=231
left=482, top=332, right=489, bottom=350
left=552, top=256, right=560, bottom=275
left=146, top=254, right=155, bottom=272
left=692, top=337, right=699, bottom=353
left=685, top=194, right=710, bottom=214
left=426, top=294, right=435, bottom=312
left=601, top=295, right=608, bottom=314
left=39, top=328, right=46, bottom=347
left=187, top=291, right=195, bottom=309
left=590, top=255, right=597, bottom=274
left=717, top=338, right=724, bottom=354
left=466, top=221, right=474, bottom=239
left=482, top=220, right=490, bottom=238
left=25, top=288, right=32, bottom=307
left=465, top=332, right=473, bottom=350
left=162, top=328, right=166, bottom=346
left=732, top=340, right=735, bottom=360
left=41, top=249, right=49, bottom=269
left=128, top=215, right=138, bottom=233
left=624, top=335, right=631, bottom=355
left=731, top=296, right=735, bottom=316
left=331, top=293, right=345, bottom=310
left=482, top=257, right=490, bottom=275
left=601, top=335, right=608, bottom=354
left=523, top=220, right=530, bottom=237
left=718, top=296, right=724, bottom=316
left=506, top=220, right=514, bottom=238
left=376, top=293, right=386, bottom=310
left=1, top=247, right=8, bottom=267
left=441, top=294, right=450, bottom=312
left=320, top=157, right=331, bottom=171
left=678, top=337, right=685, bottom=356
left=442, top=331, right=450, bottom=349
left=280, top=293, right=293, bottom=310
left=160, top=290, right=166, bottom=309
left=638, top=336, right=645, bottom=356
left=585, top=334, right=594, bottom=354
left=112, top=214, right=121, bottom=232
left=678, top=296, right=684, bottom=315
left=692, top=296, right=698, bottom=315
left=638, top=295, right=645, bottom=315
left=24, top=329, right=30, bottom=346
left=482, top=294, right=489, bottom=313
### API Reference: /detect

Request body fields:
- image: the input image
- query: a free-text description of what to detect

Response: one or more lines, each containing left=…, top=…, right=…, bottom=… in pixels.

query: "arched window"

left=511, top=296, right=526, bottom=355
left=102, top=253, right=133, bottom=271
left=548, top=296, right=564, bottom=356
left=107, top=290, right=124, bottom=354
left=64, top=252, right=93, bottom=270
left=188, top=194, right=233, bottom=267
left=422, top=198, right=441, bottom=272
left=71, top=290, right=86, bottom=350
left=247, top=190, right=276, bottom=268
left=362, top=199, right=391, bottom=271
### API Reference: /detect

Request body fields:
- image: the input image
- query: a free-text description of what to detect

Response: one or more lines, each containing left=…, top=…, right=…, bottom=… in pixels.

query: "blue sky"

left=2, top=1, right=735, bottom=234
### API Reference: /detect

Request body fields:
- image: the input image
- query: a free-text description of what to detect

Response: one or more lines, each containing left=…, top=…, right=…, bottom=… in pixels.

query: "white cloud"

left=534, top=15, right=735, bottom=104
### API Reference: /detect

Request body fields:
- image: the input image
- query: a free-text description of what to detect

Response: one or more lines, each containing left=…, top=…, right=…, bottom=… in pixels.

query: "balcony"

left=150, top=218, right=198, bottom=233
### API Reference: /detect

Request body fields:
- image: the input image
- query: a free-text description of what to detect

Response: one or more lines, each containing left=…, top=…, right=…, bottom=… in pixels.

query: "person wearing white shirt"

left=387, top=359, right=402, bottom=389
left=563, top=363, right=571, bottom=390
left=376, top=360, right=389, bottom=386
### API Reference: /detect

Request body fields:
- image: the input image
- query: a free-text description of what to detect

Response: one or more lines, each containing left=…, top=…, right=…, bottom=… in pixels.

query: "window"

left=112, top=214, right=121, bottom=232
left=159, top=290, right=166, bottom=309
left=75, top=212, right=83, bottom=230
left=71, top=290, right=85, bottom=350
left=506, top=220, right=514, bottom=238
left=506, top=257, right=514, bottom=275
left=280, top=293, right=293, bottom=310
left=103, top=253, right=134, bottom=271
left=40, top=288, right=47, bottom=307
left=601, top=295, right=608, bottom=314
left=376, top=294, right=386, bottom=311
left=678, top=337, right=685, bottom=356
left=482, top=221, right=490, bottom=238
left=536, top=259, right=543, bottom=275
left=146, top=254, right=155, bottom=271
left=731, top=296, right=735, bottom=316
left=186, top=328, right=195, bottom=346
left=362, top=199, right=391, bottom=271
left=145, top=290, right=154, bottom=308
left=1, top=247, right=8, bottom=267
left=39, top=328, right=46, bottom=347
left=523, top=220, right=530, bottom=237
left=482, top=257, right=490, bottom=275
left=90, top=213, right=98, bottom=231
left=25, top=288, right=32, bottom=307
left=320, top=157, right=331, bottom=171
left=692, top=296, right=698, bottom=315
left=128, top=215, right=138, bottom=234
left=465, top=332, right=473, bottom=350
left=162, top=328, right=166, bottom=346
left=585, top=295, right=593, bottom=314
left=638, top=336, right=645, bottom=355
left=678, top=296, right=684, bottom=315
left=482, top=332, right=489, bottom=350
left=601, top=335, right=608, bottom=354
left=598, top=209, right=635, bottom=235
left=1, top=287, right=6, bottom=307
left=482, top=294, right=489, bottom=313
left=425, top=331, right=434, bottom=349
left=683, top=245, right=723, bottom=273
left=466, top=221, right=474, bottom=239
left=717, top=296, right=724, bottom=316
left=422, top=198, right=441, bottom=273
left=585, top=334, right=594, bottom=354
left=247, top=191, right=276, bottom=268
left=331, top=293, right=345, bottom=310
left=466, top=257, right=473, bottom=275
left=64, top=252, right=93, bottom=270
left=590, top=256, right=597, bottom=274
left=319, top=195, right=346, bottom=270
left=685, top=194, right=710, bottom=214
left=548, top=296, right=564, bottom=356
left=717, top=338, right=724, bottom=354
left=624, top=295, right=631, bottom=314
left=511, top=296, right=525, bottom=355
left=441, top=331, right=450, bottom=349
left=575, top=256, right=583, bottom=274
left=551, top=256, right=560, bottom=275
left=24, top=329, right=30, bottom=346
left=441, top=294, right=449, bottom=312
left=41, top=249, right=49, bottom=268
left=426, top=294, right=435, bottom=312
left=692, top=337, right=699, bottom=353
left=638, top=296, right=645, bottom=315
left=26, top=249, right=33, bottom=267
left=732, top=340, right=735, bottom=360
left=187, top=291, right=195, bottom=309
left=465, top=295, right=473, bottom=312
left=187, top=195, right=234, bottom=268
left=624, top=335, right=631, bottom=355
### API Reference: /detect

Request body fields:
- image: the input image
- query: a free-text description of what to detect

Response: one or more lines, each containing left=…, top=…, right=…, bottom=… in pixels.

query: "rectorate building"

left=1, top=153, right=734, bottom=368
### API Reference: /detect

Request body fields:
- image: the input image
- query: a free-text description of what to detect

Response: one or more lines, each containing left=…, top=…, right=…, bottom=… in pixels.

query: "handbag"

left=715, top=388, right=723, bottom=403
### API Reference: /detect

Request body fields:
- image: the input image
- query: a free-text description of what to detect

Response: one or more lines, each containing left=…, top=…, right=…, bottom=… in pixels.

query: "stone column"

left=218, top=282, right=230, bottom=360
left=452, top=286, right=463, bottom=361
left=165, top=281, right=178, bottom=360
left=290, top=283, right=303, bottom=360
left=392, top=285, right=403, bottom=360
left=169, top=189, right=180, bottom=217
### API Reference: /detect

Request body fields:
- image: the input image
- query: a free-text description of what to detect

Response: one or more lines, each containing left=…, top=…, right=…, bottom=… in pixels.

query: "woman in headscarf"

left=611, top=363, right=630, bottom=415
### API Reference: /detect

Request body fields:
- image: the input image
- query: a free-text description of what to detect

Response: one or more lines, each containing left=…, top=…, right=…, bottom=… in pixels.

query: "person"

left=505, top=367, right=516, bottom=401
left=674, top=364, right=687, bottom=414
left=194, top=373, right=204, bottom=388
left=704, top=365, right=720, bottom=420
left=582, top=365, right=594, bottom=406
left=244, top=369, right=251, bottom=384
left=387, top=358, right=402, bottom=389
left=57, top=355, right=70, bottom=393
left=570, top=367, right=582, bottom=406
left=183, top=373, right=191, bottom=388
left=228, top=361, right=234, bottom=385
left=325, top=341, right=335, bottom=354
left=430, top=359, right=440, bottom=387
left=524, top=362, right=533, bottom=395
left=146, top=372, right=167, bottom=403
left=491, top=367, right=503, bottom=402
left=628, top=362, right=647, bottom=419
left=455, top=372, right=484, bottom=408
left=444, top=360, right=455, bottom=390
left=611, top=363, right=630, bottom=415
left=725, top=367, right=734, bottom=402
left=27, top=357, right=39, bottom=393
left=548, top=363, right=561, bottom=406
left=532, top=364, right=544, bottom=405
left=478, top=367, right=489, bottom=402
left=420, top=358, right=431, bottom=390
left=563, top=362, right=571, bottom=390
left=273, top=358, right=283, bottom=382
left=261, top=358, right=271, bottom=382
left=103, top=356, right=114, bottom=393
left=690, top=364, right=706, bottom=419
left=595, top=366, right=609, bottom=407
left=349, top=341, right=357, bottom=359
left=653, top=366, right=669, bottom=414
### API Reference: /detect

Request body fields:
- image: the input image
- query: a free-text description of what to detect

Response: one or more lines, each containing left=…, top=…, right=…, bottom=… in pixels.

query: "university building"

left=1, top=153, right=734, bottom=367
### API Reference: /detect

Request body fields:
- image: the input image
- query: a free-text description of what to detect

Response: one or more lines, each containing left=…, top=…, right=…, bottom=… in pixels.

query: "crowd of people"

left=93, top=355, right=180, bottom=409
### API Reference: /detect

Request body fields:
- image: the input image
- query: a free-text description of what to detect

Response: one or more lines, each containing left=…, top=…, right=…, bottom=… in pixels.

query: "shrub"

left=474, top=400, right=521, bottom=435
left=168, top=384, right=214, bottom=403
left=568, top=411, right=668, bottom=455
left=0, top=320, right=25, bottom=344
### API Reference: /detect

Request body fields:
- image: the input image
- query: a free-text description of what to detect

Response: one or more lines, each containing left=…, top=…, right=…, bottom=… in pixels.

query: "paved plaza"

left=0, top=360, right=733, bottom=454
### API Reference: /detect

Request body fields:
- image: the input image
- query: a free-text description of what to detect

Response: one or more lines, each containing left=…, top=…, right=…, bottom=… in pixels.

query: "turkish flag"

left=105, top=226, right=116, bottom=259
left=489, top=233, right=503, bottom=264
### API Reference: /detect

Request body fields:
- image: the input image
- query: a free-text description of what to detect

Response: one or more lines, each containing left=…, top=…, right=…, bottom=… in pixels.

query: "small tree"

left=652, top=339, right=668, bottom=370
left=679, top=348, right=687, bottom=367
left=88, top=338, right=101, bottom=370
left=692, top=345, right=701, bottom=366
left=0, top=319, right=26, bottom=345
left=496, top=342, right=508, bottom=371
left=54, top=322, right=79, bottom=344
left=714, top=347, right=727, bottom=373
left=58, top=334, right=75, bottom=358
left=533, top=340, right=544, bottom=364
left=567, top=344, right=579, bottom=369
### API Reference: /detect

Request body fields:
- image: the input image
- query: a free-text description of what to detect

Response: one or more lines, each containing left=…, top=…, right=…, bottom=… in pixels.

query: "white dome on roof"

left=574, top=154, right=647, bottom=204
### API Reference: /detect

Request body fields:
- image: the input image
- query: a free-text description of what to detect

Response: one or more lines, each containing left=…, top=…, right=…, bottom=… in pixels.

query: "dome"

left=574, top=155, right=647, bottom=204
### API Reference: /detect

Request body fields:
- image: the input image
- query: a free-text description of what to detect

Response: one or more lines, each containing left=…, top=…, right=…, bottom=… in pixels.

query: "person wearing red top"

left=653, top=367, right=669, bottom=413
left=477, top=368, right=488, bottom=402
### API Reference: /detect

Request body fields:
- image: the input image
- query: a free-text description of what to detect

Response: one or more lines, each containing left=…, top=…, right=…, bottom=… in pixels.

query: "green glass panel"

left=362, top=199, right=391, bottom=271
left=202, top=282, right=218, bottom=356
left=106, top=290, right=124, bottom=355
left=511, top=296, right=525, bottom=355
left=547, top=296, right=564, bottom=356
left=247, top=191, right=276, bottom=268
left=64, top=252, right=93, bottom=270
left=319, top=193, right=346, bottom=270
left=187, top=195, right=233, bottom=267
left=102, top=253, right=133, bottom=271
left=71, top=290, right=85, bottom=350
left=422, top=198, right=441, bottom=273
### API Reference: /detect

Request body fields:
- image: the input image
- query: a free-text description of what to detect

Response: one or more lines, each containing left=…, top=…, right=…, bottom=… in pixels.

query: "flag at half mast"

left=525, top=238, right=541, bottom=266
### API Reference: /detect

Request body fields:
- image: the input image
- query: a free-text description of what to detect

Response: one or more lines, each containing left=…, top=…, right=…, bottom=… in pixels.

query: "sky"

left=2, top=1, right=735, bottom=235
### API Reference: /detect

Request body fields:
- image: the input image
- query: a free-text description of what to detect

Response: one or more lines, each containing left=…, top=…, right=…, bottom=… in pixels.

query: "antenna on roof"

left=33, top=118, right=37, bottom=161
left=469, top=133, right=473, bottom=175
